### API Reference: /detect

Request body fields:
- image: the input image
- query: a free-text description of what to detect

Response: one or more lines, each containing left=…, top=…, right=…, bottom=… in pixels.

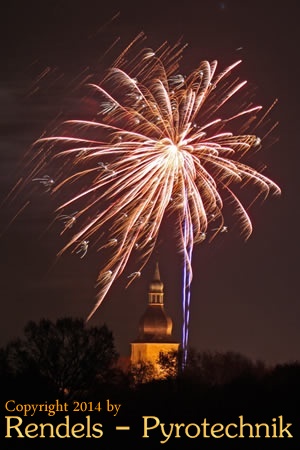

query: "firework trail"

left=25, top=34, right=280, bottom=363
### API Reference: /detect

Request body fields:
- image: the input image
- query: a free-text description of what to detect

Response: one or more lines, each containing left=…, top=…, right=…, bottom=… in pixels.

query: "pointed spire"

left=153, top=261, right=161, bottom=282
left=149, top=261, right=164, bottom=297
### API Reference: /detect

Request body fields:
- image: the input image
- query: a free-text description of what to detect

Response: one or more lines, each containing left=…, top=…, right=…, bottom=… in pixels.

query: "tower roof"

left=134, top=262, right=174, bottom=342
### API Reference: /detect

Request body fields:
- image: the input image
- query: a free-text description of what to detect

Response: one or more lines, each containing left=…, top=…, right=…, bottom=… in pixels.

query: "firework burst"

left=27, top=35, right=280, bottom=359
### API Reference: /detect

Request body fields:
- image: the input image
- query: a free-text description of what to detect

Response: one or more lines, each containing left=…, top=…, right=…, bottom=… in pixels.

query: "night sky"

left=0, top=0, right=299, bottom=365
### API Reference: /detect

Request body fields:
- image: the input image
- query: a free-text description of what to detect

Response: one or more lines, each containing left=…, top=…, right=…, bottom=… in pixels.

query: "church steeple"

left=136, top=262, right=173, bottom=341
left=130, top=262, right=180, bottom=378
left=148, top=261, right=164, bottom=305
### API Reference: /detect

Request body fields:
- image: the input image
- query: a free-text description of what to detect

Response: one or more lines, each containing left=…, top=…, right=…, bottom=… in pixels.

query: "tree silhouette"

left=157, top=348, right=266, bottom=386
left=0, top=346, right=11, bottom=378
left=129, top=361, right=156, bottom=385
left=184, top=349, right=266, bottom=385
left=7, top=317, right=118, bottom=397
left=157, top=349, right=179, bottom=379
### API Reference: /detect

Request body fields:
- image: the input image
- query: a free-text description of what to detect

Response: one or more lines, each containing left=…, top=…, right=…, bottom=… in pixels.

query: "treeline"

left=1, top=318, right=300, bottom=449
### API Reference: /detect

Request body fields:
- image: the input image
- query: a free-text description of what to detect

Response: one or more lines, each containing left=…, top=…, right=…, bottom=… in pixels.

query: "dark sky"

left=0, top=0, right=299, bottom=364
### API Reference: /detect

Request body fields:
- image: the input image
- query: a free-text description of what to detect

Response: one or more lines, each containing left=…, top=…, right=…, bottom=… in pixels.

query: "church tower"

left=130, top=262, right=179, bottom=377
